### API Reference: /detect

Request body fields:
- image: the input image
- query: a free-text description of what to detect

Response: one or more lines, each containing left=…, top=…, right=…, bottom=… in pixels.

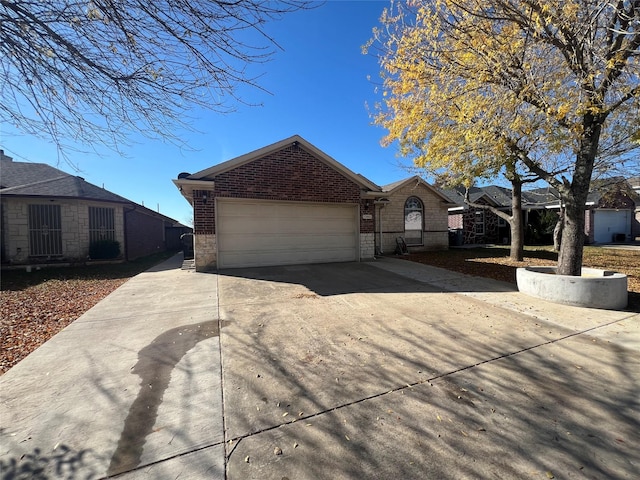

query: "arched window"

left=404, top=197, right=423, bottom=245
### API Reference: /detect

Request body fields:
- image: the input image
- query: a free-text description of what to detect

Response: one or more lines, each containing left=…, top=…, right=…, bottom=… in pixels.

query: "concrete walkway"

left=0, top=254, right=224, bottom=478
left=1, top=254, right=638, bottom=479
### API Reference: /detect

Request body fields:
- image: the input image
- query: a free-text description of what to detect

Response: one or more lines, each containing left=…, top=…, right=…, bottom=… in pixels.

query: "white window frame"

left=404, top=196, right=424, bottom=246
left=474, top=210, right=485, bottom=236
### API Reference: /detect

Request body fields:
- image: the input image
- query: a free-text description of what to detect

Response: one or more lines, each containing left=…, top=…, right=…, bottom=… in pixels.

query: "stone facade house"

left=1, top=151, right=188, bottom=265
left=376, top=177, right=455, bottom=254
left=173, top=136, right=453, bottom=271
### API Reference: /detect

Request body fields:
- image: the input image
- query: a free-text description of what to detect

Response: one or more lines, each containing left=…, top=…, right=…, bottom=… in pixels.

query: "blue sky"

left=1, top=1, right=417, bottom=226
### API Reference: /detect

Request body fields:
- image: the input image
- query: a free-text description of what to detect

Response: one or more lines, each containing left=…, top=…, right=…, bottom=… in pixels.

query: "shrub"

left=89, top=240, right=121, bottom=260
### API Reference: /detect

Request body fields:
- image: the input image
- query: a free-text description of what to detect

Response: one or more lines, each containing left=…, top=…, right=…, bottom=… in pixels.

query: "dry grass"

left=0, top=251, right=177, bottom=374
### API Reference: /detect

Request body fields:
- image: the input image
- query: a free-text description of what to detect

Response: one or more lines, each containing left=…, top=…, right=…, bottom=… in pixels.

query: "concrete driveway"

left=218, top=261, right=639, bottom=479
left=0, top=255, right=638, bottom=479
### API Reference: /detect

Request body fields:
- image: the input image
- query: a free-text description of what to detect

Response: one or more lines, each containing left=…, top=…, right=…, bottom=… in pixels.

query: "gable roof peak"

left=381, top=175, right=456, bottom=205
left=185, top=135, right=380, bottom=192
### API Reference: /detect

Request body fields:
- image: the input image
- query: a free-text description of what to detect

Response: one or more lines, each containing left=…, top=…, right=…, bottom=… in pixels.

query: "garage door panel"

left=220, top=251, right=354, bottom=269
left=218, top=215, right=355, bottom=236
left=217, top=200, right=358, bottom=268
left=594, top=210, right=630, bottom=243
left=220, top=233, right=357, bottom=252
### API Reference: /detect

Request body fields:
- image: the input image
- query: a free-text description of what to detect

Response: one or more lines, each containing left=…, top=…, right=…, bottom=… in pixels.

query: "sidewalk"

left=371, top=257, right=639, bottom=344
left=0, top=254, right=224, bottom=479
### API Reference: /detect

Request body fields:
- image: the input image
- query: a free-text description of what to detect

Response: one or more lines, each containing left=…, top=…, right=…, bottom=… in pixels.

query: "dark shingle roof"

left=443, top=178, right=638, bottom=210
left=440, top=186, right=496, bottom=207
left=521, top=187, right=561, bottom=207
left=1, top=159, right=130, bottom=204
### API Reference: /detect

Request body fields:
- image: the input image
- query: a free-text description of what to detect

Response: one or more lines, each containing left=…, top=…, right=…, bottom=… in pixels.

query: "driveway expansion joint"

left=222, top=314, right=636, bottom=459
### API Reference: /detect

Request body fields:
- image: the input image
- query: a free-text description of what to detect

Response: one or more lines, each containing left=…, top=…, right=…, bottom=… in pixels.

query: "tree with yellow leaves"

left=368, top=0, right=639, bottom=275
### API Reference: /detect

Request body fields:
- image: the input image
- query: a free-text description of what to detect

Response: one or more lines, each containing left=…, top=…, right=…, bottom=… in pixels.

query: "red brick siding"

left=193, top=189, right=215, bottom=234
left=449, top=213, right=463, bottom=229
left=213, top=145, right=361, bottom=203
left=585, top=208, right=594, bottom=244
left=360, top=199, right=374, bottom=233
left=125, top=209, right=166, bottom=260
left=194, top=144, right=368, bottom=234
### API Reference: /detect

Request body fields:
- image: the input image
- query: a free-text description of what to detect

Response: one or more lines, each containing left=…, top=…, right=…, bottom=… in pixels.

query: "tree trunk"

left=557, top=195, right=586, bottom=275
left=509, top=179, right=524, bottom=261
left=556, top=115, right=602, bottom=276
left=553, top=208, right=564, bottom=252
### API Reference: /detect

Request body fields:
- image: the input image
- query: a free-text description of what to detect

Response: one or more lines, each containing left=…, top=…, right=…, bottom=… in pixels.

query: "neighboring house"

left=443, top=186, right=512, bottom=245
left=0, top=151, right=189, bottom=265
left=444, top=178, right=637, bottom=246
left=585, top=177, right=638, bottom=243
left=173, top=135, right=453, bottom=271
left=626, top=176, right=640, bottom=240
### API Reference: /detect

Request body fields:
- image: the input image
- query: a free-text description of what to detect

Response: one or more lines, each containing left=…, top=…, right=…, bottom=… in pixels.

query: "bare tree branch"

left=0, top=0, right=313, bottom=156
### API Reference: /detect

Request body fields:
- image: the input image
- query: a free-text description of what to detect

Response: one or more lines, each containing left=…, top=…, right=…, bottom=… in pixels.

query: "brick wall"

left=448, top=213, right=463, bottom=229
left=585, top=208, right=595, bottom=244
left=193, top=189, right=215, bottom=234
left=193, top=143, right=366, bottom=236
left=125, top=208, right=167, bottom=260
left=213, top=144, right=361, bottom=203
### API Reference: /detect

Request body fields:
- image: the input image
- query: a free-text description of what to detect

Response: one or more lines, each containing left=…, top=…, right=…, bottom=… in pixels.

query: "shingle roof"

left=480, top=185, right=512, bottom=207
left=521, top=187, right=560, bottom=207
left=380, top=176, right=457, bottom=205
left=380, top=178, right=407, bottom=192
left=1, top=159, right=131, bottom=204
left=443, top=178, right=638, bottom=210
left=439, top=186, right=496, bottom=207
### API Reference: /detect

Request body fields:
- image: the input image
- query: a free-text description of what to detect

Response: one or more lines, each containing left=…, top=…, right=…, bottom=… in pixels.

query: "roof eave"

left=173, top=178, right=215, bottom=205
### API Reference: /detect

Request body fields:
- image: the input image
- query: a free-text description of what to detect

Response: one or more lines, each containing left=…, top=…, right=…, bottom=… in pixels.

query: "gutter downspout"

left=378, top=204, right=384, bottom=255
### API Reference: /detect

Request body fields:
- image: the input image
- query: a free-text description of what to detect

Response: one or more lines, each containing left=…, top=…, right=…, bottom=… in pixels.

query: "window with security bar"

left=89, top=207, right=116, bottom=243
left=28, top=204, right=62, bottom=256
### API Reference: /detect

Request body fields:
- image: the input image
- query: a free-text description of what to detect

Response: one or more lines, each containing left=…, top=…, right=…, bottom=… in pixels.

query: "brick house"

left=173, top=135, right=453, bottom=271
left=444, top=179, right=637, bottom=246
left=1, top=151, right=189, bottom=265
left=444, top=186, right=511, bottom=245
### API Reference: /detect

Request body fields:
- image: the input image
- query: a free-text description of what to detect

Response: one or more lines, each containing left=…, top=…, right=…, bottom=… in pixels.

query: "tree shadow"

left=218, top=270, right=640, bottom=478
left=217, top=261, right=456, bottom=297
left=107, top=320, right=221, bottom=476
left=0, top=444, right=103, bottom=479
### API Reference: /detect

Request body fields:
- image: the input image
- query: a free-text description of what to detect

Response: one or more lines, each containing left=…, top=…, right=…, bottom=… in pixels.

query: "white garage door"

left=217, top=200, right=358, bottom=268
left=594, top=210, right=631, bottom=243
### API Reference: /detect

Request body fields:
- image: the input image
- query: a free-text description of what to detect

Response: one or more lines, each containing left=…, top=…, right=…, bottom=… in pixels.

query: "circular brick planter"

left=516, top=266, right=628, bottom=310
